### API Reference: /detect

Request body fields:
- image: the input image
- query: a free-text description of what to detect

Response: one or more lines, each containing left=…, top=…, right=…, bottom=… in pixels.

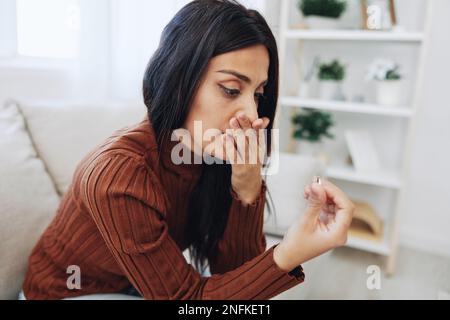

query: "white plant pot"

left=298, top=82, right=311, bottom=98
left=304, top=16, right=339, bottom=29
left=295, top=140, right=330, bottom=164
left=319, top=80, right=340, bottom=100
left=376, top=80, right=404, bottom=107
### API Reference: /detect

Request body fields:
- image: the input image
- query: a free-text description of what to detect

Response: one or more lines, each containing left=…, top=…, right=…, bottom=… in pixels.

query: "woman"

left=22, top=0, right=354, bottom=300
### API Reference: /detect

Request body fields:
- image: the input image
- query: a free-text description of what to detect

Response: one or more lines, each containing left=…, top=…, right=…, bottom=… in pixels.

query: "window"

left=0, top=0, right=81, bottom=61
left=0, top=0, right=17, bottom=58
left=16, top=0, right=80, bottom=59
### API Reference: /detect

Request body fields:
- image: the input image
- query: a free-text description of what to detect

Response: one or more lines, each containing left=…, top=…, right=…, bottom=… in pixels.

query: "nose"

left=239, top=97, right=259, bottom=123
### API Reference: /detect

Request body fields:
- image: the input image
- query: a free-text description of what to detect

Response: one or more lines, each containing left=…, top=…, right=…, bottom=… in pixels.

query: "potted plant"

left=298, top=0, right=347, bottom=29
left=298, top=56, right=319, bottom=98
left=292, top=108, right=334, bottom=162
left=318, top=59, right=345, bottom=100
left=366, top=59, right=404, bottom=106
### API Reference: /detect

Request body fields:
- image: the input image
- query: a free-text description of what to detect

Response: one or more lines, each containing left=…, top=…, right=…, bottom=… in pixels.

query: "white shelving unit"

left=272, top=0, right=433, bottom=275
left=325, top=165, right=402, bottom=189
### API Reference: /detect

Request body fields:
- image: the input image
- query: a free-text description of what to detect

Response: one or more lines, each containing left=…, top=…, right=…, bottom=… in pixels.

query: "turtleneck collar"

left=160, top=132, right=203, bottom=179
left=142, top=117, right=203, bottom=180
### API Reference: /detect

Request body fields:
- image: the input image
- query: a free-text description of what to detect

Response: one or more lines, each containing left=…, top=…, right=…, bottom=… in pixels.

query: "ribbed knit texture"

left=22, top=117, right=304, bottom=300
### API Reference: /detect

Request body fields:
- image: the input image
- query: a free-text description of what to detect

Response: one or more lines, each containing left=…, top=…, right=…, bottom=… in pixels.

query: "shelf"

left=280, top=97, right=414, bottom=117
left=346, top=235, right=391, bottom=256
left=285, top=29, right=424, bottom=42
left=325, top=165, right=402, bottom=189
left=347, top=213, right=392, bottom=256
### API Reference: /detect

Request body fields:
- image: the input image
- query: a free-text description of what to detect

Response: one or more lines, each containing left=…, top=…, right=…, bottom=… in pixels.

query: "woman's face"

left=182, top=44, right=270, bottom=152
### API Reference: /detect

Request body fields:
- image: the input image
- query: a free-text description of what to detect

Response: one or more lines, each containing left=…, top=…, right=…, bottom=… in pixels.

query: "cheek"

left=193, top=87, right=236, bottom=132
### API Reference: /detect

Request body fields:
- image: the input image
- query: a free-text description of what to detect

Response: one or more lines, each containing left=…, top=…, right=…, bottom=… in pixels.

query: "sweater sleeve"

left=81, top=153, right=304, bottom=300
left=208, top=181, right=268, bottom=274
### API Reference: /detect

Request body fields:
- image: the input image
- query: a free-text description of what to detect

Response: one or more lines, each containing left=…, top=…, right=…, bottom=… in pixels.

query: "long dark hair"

left=143, top=0, right=279, bottom=272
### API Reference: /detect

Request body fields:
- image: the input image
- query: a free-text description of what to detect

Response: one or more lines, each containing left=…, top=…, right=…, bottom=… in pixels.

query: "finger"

left=256, top=128, right=267, bottom=164
left=327, top=212, right=336, bottom=223
left=324, top=203, right=336, bottom=213
left=322, top=180, right=352, bottom=209
left=304, top=181, right=326, bottom=219
left=246, top=128, right=259, bottom=164
left=252, top=117, right=270, bottom=130
left=252, top=118, right=264, bottom=129
left=203, top=134, right=220, bottom=158
left=230, top=129, right=245, bottom=163
left=224, top=134, right=237, bottom=164
left=230, top=117, right=240, bottom=129
left=261, top=117, right=270, bottom=129
left=228, top=118, right=245, bottom=162
left=208, top=132, right=226, bottom=160
left=322, top=180, right=354, bottom=227
left=310, top=182, right=327, bottom=205
left=303, top=185, right=312, bottom=199
left=236, top=112, right=252, bottom=130
left=236, top=113, right=261, bottom=164
left=251, top=118, right=268, bottom=145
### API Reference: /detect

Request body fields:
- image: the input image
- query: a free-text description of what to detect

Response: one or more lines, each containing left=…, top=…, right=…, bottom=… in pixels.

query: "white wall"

left=399, top=0, right=450, bottom=257
left=109, top=0, right=265, bottom=100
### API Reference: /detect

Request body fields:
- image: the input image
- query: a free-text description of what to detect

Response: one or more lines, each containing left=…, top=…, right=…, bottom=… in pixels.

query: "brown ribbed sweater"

left=22, top=117, right=304, bottom=300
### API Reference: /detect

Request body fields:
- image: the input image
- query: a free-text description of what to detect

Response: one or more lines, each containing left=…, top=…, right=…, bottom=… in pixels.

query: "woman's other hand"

left=274, top=178, right=355, bottom=272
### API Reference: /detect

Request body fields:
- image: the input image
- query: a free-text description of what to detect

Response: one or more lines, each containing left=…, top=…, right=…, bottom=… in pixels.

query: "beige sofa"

left=0, top=99, right=323, bottom=300
left=0, top=99, right=146, bottom=299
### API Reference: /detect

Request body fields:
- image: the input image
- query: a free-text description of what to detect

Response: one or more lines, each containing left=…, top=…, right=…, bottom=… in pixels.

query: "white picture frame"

left=345, top=130, right=381, bottom=172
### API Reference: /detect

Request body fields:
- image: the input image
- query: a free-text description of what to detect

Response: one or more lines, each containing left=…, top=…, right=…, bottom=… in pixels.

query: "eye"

left=219, top=84, right=240, bottom=97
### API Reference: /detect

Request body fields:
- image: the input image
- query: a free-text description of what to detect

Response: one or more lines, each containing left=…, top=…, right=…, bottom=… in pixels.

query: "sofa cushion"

left=264, top=152, right=326, bottom=233
left=17, top=100, right=146, bottom=195
left=0, top=101, right=61, bottom=300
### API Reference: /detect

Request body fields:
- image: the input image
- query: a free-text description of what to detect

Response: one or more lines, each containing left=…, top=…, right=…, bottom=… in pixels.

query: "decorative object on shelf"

left=349, top=199, right=384, bottom=242
left=346, top=154, right=354, bottom=166
left=317, top=59, right=346, bottom=100
left=366, top=58, right=404, bottom=106
left=334, top=88, right=346, bottom=101
left=344, top=130, right=381, bottom=172
left=298, top=0, right=347, bottom=29
left=360, top=0, right=397, bottom=30
left=351, top=94, right=366, bottom=103
left=292, top=108, right=334, bottom=163
left=298, top=56, right=319, bottom=98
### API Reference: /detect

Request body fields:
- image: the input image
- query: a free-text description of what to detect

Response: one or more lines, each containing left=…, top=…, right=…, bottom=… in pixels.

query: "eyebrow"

left=216, top=69, right=268, bottom=87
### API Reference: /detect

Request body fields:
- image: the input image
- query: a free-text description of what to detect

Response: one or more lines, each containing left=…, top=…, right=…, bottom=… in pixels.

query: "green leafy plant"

left=318, top=60, right=345, bottom=81
left=298, top=0, right=347, bottom=18
left=385, top=69, right=401, bottom=80
left=292, top=109, right=335, bottom=142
